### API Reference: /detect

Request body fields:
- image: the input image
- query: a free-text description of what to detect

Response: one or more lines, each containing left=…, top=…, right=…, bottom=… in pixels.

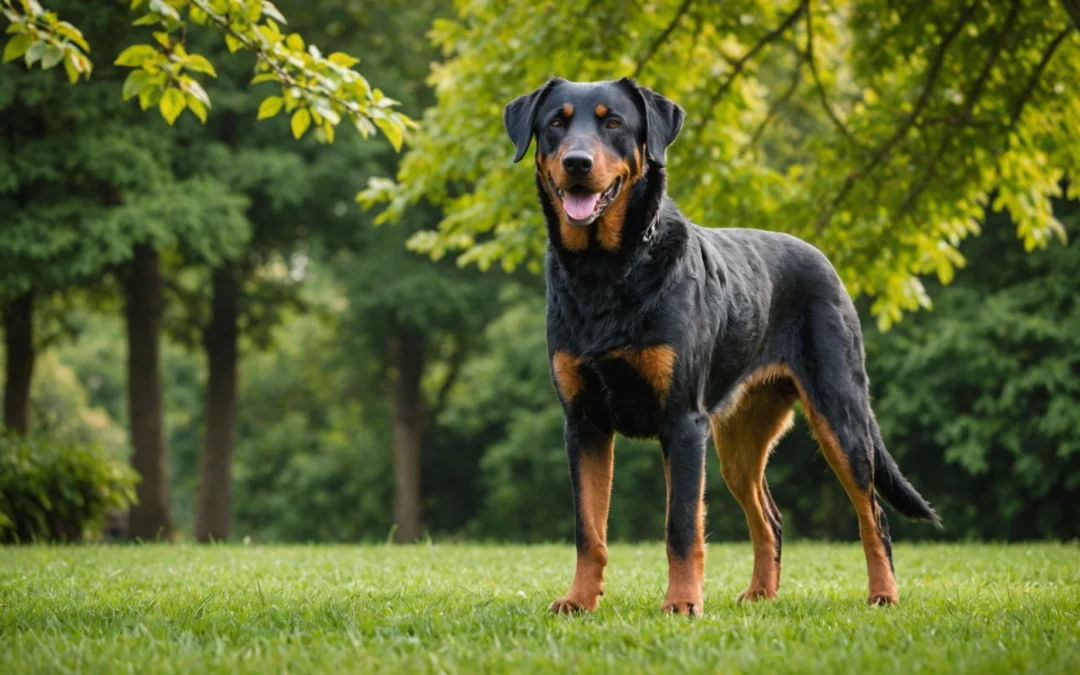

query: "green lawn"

left=1, top=542, right=1078, bottom=673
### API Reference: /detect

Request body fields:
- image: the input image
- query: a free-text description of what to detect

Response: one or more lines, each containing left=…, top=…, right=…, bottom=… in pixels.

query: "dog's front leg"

left=550, top=415, right=615, bottom=614
left=660, top=412, right=709, bottom=616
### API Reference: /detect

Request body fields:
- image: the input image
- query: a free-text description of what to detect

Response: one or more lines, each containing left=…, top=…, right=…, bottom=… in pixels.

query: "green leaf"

left=374, top=117, right=404, bottom=152
left=186, top=94, right=207, bottom=123
left=285, top=33, right=304, bottom=52
left=122, top=69, right=150, bottom=100
left=257, top=96, right=283, bottom=120
left=132, top=13, right=163, bottom=27
left=25, top=41, right=47, bottom=66
left=291, top=108, right=311, bottom=139
left=262, top=1, right=287, bottom=24
left=159, top=87, right=185, bottom=125
left=181, top=76, right=210, bottom=107
left=148, top=0, right=179, bottom=20
left=3, top=34, right=31, bottom=63
left=224, top=34, right=242, bottom=53
left=114, top=44, right=157, bottom=67
left=327, top=52, right=359, bottom=68
left=185, top=53, right=216, bottom=77
left=138, top=83, right=161, bottom=111
left=55, top=21, right=89, bottom=52
left=250, top=72, right=277, bottom=85
left=41, top=44, right=64, bottom=69
left=63, top=53, right=79, bottom=83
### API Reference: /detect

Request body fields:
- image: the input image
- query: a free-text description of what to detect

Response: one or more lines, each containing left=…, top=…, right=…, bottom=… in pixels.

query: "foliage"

left=366, top=0, right=1080, bottom=326
left=0, top=431, right=138, bottom=542
left=1, top=543, right=1079, bottom=672
left=1, top=0, right=412, bottom=143
left=0, top=1, right=252, bottom=302
left=229, top=307, right=395, bottom=542
left=865, top=201, right=1080, bottom=539
left=1, top=0, right=90, bottom=82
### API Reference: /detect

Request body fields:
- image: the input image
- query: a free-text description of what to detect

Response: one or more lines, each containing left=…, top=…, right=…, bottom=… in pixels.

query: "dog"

left=503, top=78, right=940, bottom=616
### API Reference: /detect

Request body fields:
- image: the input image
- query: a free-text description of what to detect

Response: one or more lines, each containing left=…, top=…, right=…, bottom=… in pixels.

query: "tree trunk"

left=2, top=293, right=34, bottom=435
left=125, top=244, right=174, bottom=541
left=195, top=266, right=239, bottom=542
left=389, top=332, right=425, bottom=543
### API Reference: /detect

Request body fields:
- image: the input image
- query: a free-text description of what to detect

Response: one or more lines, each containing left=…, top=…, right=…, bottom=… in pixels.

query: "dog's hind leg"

left=550, top=416, right=615, bottom=614
left=792, top=303, right=899, bottom=605
left=712, top=378, right=797, bottom=602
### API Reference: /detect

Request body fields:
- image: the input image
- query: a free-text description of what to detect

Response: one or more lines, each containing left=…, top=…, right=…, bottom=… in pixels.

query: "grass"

left=1, top=542, right=1078, bottom=673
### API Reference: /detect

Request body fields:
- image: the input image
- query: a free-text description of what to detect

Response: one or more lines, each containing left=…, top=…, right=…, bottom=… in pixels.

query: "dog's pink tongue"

left=563, top=192, right=600, bottom=221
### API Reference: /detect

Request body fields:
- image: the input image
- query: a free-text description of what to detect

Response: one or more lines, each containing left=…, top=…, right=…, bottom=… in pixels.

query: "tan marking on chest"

left=552, top=351, right=586, bottom=401
left=605, top=345, right=678, bottom=401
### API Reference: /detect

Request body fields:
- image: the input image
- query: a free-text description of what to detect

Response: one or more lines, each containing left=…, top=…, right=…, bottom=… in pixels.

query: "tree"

left=166, top=0, right=449, bottom=542
left=2, top=295, right=33, bottom=434
left=0, top=3, right=250, bottom=539
left=2, top=0, right=415, bottom=539
left=366, top=0, right=1080, bottom=327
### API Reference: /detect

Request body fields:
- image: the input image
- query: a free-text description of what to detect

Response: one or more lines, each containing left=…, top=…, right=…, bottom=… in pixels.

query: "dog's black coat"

left=505, top=78, right=937, bottom=610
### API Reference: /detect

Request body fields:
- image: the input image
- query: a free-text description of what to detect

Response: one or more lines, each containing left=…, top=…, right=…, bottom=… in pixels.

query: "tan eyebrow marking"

left=595, top=104, right=608, bottom=117
left=562, top=104, right=574, bottom=118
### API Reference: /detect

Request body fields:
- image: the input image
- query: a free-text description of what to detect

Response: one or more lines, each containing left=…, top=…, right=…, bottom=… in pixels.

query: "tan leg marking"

left=712, top=378, right=796, bottom=602
left=552, top=351, right=585, bottom=402
left=551, top=433, right=615, bottom=613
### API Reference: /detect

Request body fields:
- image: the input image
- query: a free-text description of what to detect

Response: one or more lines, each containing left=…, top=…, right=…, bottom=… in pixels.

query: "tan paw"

left=868, top=592, right=898, bottom=606
left=737, top=586, right=777, bottom=604
left=661, top=599, right=703, bottom=616
left=550, top=594, right=599, bottom=614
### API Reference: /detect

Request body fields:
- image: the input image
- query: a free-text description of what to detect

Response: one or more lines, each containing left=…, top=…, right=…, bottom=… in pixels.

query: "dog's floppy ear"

left=619, top=78, right=685, bottom=167
left=504, top=78, right=562, bottom=163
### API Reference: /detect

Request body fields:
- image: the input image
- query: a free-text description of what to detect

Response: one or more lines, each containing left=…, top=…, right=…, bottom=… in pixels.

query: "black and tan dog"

left=504, top=78, right=940, bottom=616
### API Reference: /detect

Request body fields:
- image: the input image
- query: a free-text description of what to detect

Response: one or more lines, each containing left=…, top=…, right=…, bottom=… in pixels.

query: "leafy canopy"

left=1, top=0, right=412, bottom=145
left=364, top=0, right=1080, bottom=326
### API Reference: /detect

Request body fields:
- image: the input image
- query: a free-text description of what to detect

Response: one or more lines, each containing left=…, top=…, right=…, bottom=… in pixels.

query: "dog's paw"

left=737, top=586, right=777, bottom=604
left=661, top=599, right=703, bottom=617
left=867, top=592, right=898, bottom=607
left=550, top=594, right=599, bottom=614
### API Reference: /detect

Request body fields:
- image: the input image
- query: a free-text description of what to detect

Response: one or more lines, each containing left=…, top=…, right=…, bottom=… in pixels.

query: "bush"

left=0, top=432, right=138, bottom=543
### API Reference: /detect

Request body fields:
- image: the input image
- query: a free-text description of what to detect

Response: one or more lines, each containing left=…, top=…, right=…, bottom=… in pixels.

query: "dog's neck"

left=538, top=159, right=669, bottom=268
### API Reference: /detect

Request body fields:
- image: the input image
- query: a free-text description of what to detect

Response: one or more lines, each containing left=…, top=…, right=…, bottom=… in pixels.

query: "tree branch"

left=804, top=1, right=857, bottom=147
left=691, top=1, right=807, bottom=138
left=897, top=0, right=1019, bottom=217
left=1005, top=26, right=1072, bottom=133
left=740, top=51, right=802, bottom=160
left=814, top=3, right=977, bottom=233
left=190, top=0, right=360, bottom=115
left=632, top=0, right=695, bottom=79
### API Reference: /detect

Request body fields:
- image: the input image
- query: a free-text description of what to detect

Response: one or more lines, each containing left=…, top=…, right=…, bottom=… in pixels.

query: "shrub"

left=0, top=432, right=138, bottom=543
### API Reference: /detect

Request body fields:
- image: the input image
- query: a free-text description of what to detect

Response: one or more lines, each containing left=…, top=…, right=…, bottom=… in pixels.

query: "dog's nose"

left=562, top=151, right=593, bottom=179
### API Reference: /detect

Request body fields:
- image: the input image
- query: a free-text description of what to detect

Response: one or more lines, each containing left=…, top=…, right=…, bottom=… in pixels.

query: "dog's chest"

left=557, top=345, right=676, bottom=439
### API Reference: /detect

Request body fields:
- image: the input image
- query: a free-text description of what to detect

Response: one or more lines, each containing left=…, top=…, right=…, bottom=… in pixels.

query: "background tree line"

left=2, top=0, right=1079, bottom=544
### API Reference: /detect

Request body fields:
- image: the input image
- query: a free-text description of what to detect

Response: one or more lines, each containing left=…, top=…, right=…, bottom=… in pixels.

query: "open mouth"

left=551, top=175, right=623, bottom=226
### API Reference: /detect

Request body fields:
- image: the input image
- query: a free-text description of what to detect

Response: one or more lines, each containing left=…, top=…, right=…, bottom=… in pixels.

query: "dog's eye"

left=606, top=119, right=621, bottom=129
left=551, top=119, right=563, bottom=128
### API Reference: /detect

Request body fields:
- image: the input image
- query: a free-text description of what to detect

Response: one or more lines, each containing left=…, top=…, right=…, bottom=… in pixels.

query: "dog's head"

left=504, top=78, right=684, bottom=228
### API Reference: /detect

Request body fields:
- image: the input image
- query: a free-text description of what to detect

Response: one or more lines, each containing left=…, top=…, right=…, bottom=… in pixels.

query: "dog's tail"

left=872, top=422, right=942, bottom=528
